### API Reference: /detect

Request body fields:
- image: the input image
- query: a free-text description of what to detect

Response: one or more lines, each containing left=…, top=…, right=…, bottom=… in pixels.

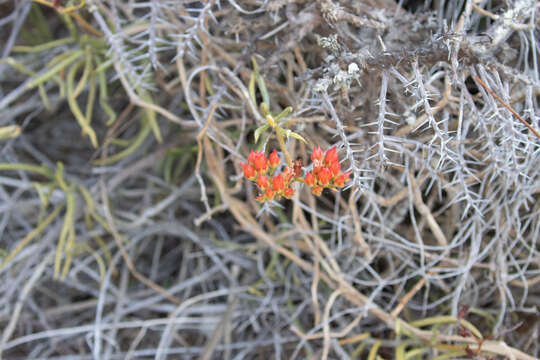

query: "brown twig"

left=409, top=171, right=448, bottom=246
left=474, top=76, right=540, bottom=139
left=391, top=277, right=427, bottom=317
left=195, top=103, right=218, bottom=213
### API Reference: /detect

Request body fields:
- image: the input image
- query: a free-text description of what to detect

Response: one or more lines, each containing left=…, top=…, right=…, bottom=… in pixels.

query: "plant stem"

left=274, top=125, right=292, bottom=167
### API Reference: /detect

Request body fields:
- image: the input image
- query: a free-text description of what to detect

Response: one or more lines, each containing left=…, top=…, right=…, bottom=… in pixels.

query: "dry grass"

left=0, top=0, right=539, bottom=359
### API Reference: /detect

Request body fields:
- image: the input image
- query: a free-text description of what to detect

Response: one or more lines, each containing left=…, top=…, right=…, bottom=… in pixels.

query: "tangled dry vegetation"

left=1, top=0, right=539, bottom=359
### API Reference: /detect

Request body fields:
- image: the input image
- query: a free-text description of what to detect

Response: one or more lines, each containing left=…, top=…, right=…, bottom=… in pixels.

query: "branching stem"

left=274, top=124, right=293, bottom=167
left=474, top=75, right=540, bottom=139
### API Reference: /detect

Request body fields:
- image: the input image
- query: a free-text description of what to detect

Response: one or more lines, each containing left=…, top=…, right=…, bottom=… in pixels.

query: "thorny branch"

left=0, top=0, right=539, bottom=359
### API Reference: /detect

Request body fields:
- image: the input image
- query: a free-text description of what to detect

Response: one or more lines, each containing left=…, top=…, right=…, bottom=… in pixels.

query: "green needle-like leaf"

left=284, top=129, right=307, bottom=143
left=254, top=124, right=269, bottom=143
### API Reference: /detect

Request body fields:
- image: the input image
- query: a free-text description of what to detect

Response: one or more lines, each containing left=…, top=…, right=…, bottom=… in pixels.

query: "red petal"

left=248, top=150, right=256, bottom=164
left=284, top=187, right=295, bottom=199
left=242, top=163, right=256, bottom=179
left=257, top=175, right=269, bottom=189
left=265, top=188, right=275, bottom=200
left=304, top=172, right=315, bottom=187
left=334, top=171, right=351, bottom=187
left=317, top=167, right=333, bottom=185
left=272, top=174, right=285, bottom=191
left=311, top=145, right=323, bottom=162
left=324, top=146, right=338, bottom=166
left=252, top=151, right=268, bottom=172
left=330, top=161, right=340, bottom=176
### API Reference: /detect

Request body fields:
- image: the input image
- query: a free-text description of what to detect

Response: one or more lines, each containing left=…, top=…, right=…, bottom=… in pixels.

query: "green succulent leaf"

left=251, top=56, right=270, bottom=109
left=254, top=124, right=269, bottom=143
left=275, top=106, right=293, bottom=122
left=284, top=129, right=307, bottom=143
left=249, top=72, right=257, bottom=108
left=0, top=125, right=21, bottom=140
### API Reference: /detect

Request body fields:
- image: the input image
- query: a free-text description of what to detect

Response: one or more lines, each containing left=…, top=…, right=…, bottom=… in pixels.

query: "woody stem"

left=274, top=126, right=293, bottom=167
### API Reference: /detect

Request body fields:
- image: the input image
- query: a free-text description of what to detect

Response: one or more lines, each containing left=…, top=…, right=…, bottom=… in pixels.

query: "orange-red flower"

left=334, top=171, right=351, bottom=187
left=283, top=187, right=295, bottom=199
left=311, top=146, right=323, bottom=162
left=256, top=188, right=275, bottom=202
left=329, top=160, right=340, bottom=176
left=324, top=146, right=338, bottom=167
left=257, top=175, right=269, bottom=189
left=244, top=145, right=350, bottom=203
left=305, top=172, right=315, bottom=187
left=248, top=150, right=268, bottom=172
left=272, top=174, right=285, bottom=191
left=265, top=188, right=275, bottom=200
left=242, top=163, right=256, bottom=180
left=317, top=167, right=333, bottom=185
left=281, top=166, right=295, bottom=183
left=268, top=149, right=280, bottom=169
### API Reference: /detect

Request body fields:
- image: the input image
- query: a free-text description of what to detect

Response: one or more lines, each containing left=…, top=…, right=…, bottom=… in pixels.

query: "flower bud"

left=283, top=187, right=295, bottom=199
left=324, top=146, right=338, bottom=167
left=248, top=150, right=268, bottom=173
left=305, top=172, right=315, bottom=187
left=329, top=160, right=340, bottom=176
left=265, top=188, right=275, bottom=201
left=242, top=163, right=256, bottom=180
left=334, top=171, right=351, bottom=187
left=317, top=167, right=333, bottom=185
left=266, top=114, right=275, bottom=127
left=257, top=175, right=269, bottom=189
left=268, top=149, right=280, bottom=168
left=272, top=174, right=285, bottom=191
left=312, top=186, right=323, bottom=196
left=311, top=145, right=323, bottom=162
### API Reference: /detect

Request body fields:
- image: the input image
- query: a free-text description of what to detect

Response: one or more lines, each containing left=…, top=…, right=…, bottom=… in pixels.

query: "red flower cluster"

left=242, top=146, right=351, bottom=202
left=242, top=150, right=296, bottom=202
left=304, top=146, right=351, bottom=196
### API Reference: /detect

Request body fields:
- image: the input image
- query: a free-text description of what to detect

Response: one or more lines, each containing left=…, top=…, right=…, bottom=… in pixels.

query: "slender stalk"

left=273, top=121, right=293, bottom=167
left=474, top=76, right=540, bottom=139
